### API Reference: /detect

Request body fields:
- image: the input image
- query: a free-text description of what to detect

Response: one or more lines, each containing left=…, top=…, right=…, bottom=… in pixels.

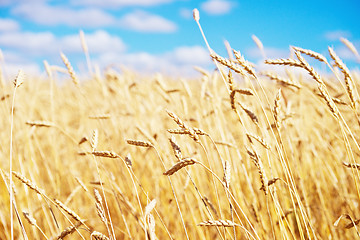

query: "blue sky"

left=0, top=0, right=359, bottom=78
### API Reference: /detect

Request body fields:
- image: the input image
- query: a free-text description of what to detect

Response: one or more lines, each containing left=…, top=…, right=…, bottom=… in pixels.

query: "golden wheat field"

left=2, top=13, right=360, bottom=240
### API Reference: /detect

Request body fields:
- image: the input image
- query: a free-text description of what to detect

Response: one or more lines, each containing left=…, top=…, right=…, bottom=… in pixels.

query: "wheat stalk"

left=53, top=221, right=82, bottom=240
left=169, top=136, right=183, bottom=161
left=197, top=220, right=239, bottom=227
left=89, top=114, right=111, bottom=119
left=233, top=49, right=256, bottom=77
left=264, top=58, right=303, bottom=68
left=60, top=52, right=79, bottom=85
left=54, top=199, right=83, bottom=223
left=340, top=37, right=360, bottom=59
left=246, top=132, right=270, bottom=149
left=343, top=161, right=360, bottom=170
left=210, top=52, right=246, bottom=76
left=12, top=171, right=45, bottom=196
left=274, top=88, right=282, bottom=129
left=92, top=151, right=120, bottom=158
left=25, top=121, right=55, bottom=127
left=292, top=46, right=328, bottom=64
left=90, top=231, right=109, bottom=240
left=261, top=71, right=301, bottom=89
left=126, top=139, right=153, bottom=148
left=90, top=129, right=98, bottom=151
left=163, top=158, right=197, bottom=176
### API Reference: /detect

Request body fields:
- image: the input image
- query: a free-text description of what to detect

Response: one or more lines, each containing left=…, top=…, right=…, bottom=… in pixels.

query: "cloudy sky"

left=0, top=0, right=359, bottom=78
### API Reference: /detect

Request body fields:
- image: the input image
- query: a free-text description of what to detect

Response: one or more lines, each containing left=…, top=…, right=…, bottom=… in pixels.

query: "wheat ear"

left=197, top=220, right=240, bottom=227
left=163, top=158, right=198, bottom=176
left=60, top=52, right=79, bottom=85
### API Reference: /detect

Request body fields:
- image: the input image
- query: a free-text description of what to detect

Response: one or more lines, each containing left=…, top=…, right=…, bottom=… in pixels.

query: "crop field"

left=1, top=11, right=360, bottom=240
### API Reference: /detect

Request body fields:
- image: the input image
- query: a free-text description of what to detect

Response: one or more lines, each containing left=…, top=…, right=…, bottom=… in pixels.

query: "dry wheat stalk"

left=163, top=158, right=197, bottom=176
left=126, top=139, right=153, bottom=148
left=92, top=151, right=120, bottom=158
left=12, top=171, right=45, bottom=196
left=252, top=35, right=264, bottom=52
left=166, top=110, right=199, bottom=142
left=315, top=92, right=347, bottom=105
left=125, top=153, right=133, bottom=168
left=223, top=160, right=231, bottom=188
left=91, top=129, right=98, bottom=151
left=169, top=136, right=183, bottom=161
left=166, top=110, right=187, bottom=129
left=22, top=211, right=36, bottom=226
left=246, top=132, right=270, bottom=149
left=192, top=127, right=208, bottom=136
left=340, top=37, right=360, bottom=58
left=292, top=46, right=328, bottom=64
left=1, top=94, right=10, bottom=101
left=343, top=161, right=360, bottom=170
left=60, top=52, right=79, bottom=85
left=147, top=214, right=157, bottom=240
left=193, top=66, right=210, bottom=77
left=75, top=177, right=88, bottom=192
left=328, top=47, right=356, bottom=108
left=227, top=70, right=234, bottom=91
left=233, top=49, right=256, bottom=77
left=14, top=70, right=24, bottom=88
left=78, top=136, right=88, bottom=145
left=267, top=177, right=281, bottom=186
left=54, top=199, right=83, bottom=222
left=274, top=89, right=282, bottom=129
left=317, top=83, right=339, bottom=118
left=53, top=221, right=83, bottom=240
left=203, top=196, right=218, bottom=216
left=214, top=141, right=235, bottom=148
left=334, top=214, right=360, bottom=230
left=328, top=47, right=351, bottom=77
left=94, top=189, right=107, bottom=224
left=88, top=114, right=111, bottom=119
left=264, top=58, right=303, bottom=68
left=167, top=128, right=207, bottom=136
left=25, top=120, right=55, bottom=127
left=210, top=52, right=246, bottom=76
left=144, top=199, right=157, bottom=217
left=78, top=151, right=92, bottom=156
left=79, top=30, right=88, bottom=54
left=234, top=88, right=255, bottom=96
left=193, top=8, right=200, bottom=21
left=247, top=148, right=268, bottom=194
left=90, top=231, right=109, bottom=240
left=262, top=71, right=301, bottom=89
left=197, top=220, right=239, bottom=227
left=294, top=51, right=324, bottom=85
left=238, top=102, right=259, bottom=124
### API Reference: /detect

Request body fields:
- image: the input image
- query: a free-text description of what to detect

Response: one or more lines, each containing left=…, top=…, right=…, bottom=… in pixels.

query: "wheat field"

left=1, top=12, right=360, bottom=240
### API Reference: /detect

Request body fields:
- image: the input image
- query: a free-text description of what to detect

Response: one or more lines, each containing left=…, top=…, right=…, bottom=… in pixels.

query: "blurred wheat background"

left=1, top=1, right=360, bottom=239
left=1, top=24, right=360, bottom=239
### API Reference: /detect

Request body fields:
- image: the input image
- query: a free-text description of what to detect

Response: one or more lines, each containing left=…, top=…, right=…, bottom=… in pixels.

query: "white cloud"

left=12, top=2, right=116, bottom=27
left=0, top=31, right=58, bottom=55
left=179, top=8, right=192, bottom=19
left=0, top=30, right=126, bottom=55
left=169, top=46, right=210, bottom=65
left=247, top=46, right=290, bottom=60
left=62, top=30, right=127, bottom=54
left=324, top=30, right=351, bottom=41
left=71, top=0, right=172, bottom=8
left=119, top=10, right=177, bottom=33
left=201, top=0, right=234, bottom=15
left=94, top=45, right=211, bottom=76
left=0, top=18, right=20, bottom=32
